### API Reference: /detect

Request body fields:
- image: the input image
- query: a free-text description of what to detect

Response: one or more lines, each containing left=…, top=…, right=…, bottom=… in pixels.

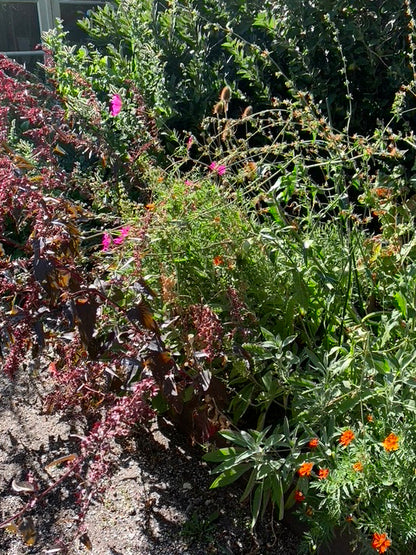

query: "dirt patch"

left=0, top=366, right=300, bottom=554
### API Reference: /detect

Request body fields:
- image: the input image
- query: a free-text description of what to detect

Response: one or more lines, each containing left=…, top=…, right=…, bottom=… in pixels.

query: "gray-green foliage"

left=44, top=2, right=171, bottom=123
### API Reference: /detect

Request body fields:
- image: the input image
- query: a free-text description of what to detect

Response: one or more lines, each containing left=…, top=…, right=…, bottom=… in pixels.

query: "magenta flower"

left=109, top=94, right=122, bottom=116
left=113, top=225, right=130, bottom=245
left=102, top=232, right=112, bottom=251
left=209, top=161, right=226, bottom=176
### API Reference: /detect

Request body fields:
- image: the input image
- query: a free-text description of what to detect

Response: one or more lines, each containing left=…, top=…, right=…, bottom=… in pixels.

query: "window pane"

left=0, top=3, right=41, bottom=52
left=59, top=3, right=101, bottom=43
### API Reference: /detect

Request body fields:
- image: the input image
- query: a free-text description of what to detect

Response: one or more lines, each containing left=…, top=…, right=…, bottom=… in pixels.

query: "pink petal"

left=120, top=226, right=130, bottom=237
left=217, top=164, right=226, bottom=176
left=109, top=94, right=122, bottom=116
left=209, top=162, right=217, bottom=171
left=102, top=232, right=112, bottom=251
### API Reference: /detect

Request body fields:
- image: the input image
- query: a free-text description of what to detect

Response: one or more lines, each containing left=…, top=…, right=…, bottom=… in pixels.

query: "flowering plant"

left=109, top=93, right=122, bottom=116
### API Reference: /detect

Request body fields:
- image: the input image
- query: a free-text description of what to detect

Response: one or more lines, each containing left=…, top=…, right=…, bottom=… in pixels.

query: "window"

left=0, top=0, right=104, bottom=71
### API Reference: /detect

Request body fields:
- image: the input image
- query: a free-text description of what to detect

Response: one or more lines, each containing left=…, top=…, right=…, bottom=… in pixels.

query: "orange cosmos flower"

left=317, top=468, right=329, bottom=480
left=294, top=490, right=305, bottom=503
left=339, top=429, right=355, bottom=447
left=308, top=438, right=319, bottom=449
left=382, top=433, right=399, bottom=452
left=372, top=532, right=391, bottom=554
left=298, top=462, right=313, bottom=477
left=352, top=461, right=363, bottom=472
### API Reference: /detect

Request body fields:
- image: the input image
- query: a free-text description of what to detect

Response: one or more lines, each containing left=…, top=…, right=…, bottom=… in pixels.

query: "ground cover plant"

left=4, top=0, right=416, bottom=553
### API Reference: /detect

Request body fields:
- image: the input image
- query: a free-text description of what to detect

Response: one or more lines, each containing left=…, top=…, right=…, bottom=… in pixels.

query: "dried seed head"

left=220, top=86, right=231, bottom=103
left=241, top=105, right=253, bottom=118
left=213, top=101, right=225, bottom=115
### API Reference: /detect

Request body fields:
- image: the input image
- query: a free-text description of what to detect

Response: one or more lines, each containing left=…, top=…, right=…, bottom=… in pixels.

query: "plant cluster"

left=4, top=0, right=416, bottom=553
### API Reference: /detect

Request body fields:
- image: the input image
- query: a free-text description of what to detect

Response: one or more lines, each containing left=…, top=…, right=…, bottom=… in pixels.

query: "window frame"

left=0, top=0, right=104, bottom=60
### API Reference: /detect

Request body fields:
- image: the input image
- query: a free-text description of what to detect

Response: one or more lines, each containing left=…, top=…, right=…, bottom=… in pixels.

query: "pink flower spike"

left=109, top=94, right=122, bottom=116
left=102, top=232, right=112, bottom=251
left=209, top=161, right=218, bottom=172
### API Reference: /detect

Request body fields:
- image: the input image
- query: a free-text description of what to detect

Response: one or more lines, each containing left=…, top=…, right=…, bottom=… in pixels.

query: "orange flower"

left=298, top=462, right=314, bottom=477
left=317, top=468, right=329, bottom=480
left=352, top=461, right=363, bottom=472
left=308, top=438, right=319, bottom=449
left=367, top=414, right=374, bottom=422
left=213, top=256, right=224, bottom=266
left=294, top=490, right=305, bottom=503
left=372, top=532, right=391, bottom=553
left=339, top=429, right=355, bottom=447
left=382, top=433, right=399, bottom=452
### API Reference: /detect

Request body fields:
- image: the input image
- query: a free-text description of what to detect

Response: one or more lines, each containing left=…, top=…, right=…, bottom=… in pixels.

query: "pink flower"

left=109, top=94, right=122, bottom=116
left=209, top=161, right=226, bottom=176
left=113, top=226, right=130, bottom=245
left=102, top=232, right=112, bottom=251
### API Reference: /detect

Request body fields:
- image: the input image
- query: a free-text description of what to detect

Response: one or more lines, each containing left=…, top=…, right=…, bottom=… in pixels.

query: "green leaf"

left=269, top=474, right=285, bottom=520
left=251, top=482, right=264, bottom=529
left=394, top=291, right=407, bottom=318
left=282, top=334, right=297, bottom=347
left=219, top=429, right=254, bottom=448
left=229, top=383, right=254, bottom=422
left=210, top=450, right=255, bottom=474
left=203, top=447, right=239, bottom=462
left=240, top=468, right=257, bottom=502
left=209, top=464, right=250, bottom=489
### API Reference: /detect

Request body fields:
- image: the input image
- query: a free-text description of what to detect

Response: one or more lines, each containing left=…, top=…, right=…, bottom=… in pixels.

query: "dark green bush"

left=48, top=0, right=413, bottom=137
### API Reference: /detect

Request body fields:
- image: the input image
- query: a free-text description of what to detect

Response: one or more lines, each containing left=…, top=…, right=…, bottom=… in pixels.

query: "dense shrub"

left=46, top=0, right=413, bottom=136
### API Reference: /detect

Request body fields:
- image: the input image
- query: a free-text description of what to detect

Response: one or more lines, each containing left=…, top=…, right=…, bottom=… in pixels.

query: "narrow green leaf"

left=240, top=468, right=257, bottom=502
left=261, top=485, right=271, bottom=520
left=219, top=429, right=253, bottom=448
left=203, top=447, right=238, bottom=462
left=209, top=464, right=250, bottom=489
left=251, top=483, right=264, bottom=529
left=269, top=475, right=285, bottom=520
left=210, top=450, right=254, bottom=474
